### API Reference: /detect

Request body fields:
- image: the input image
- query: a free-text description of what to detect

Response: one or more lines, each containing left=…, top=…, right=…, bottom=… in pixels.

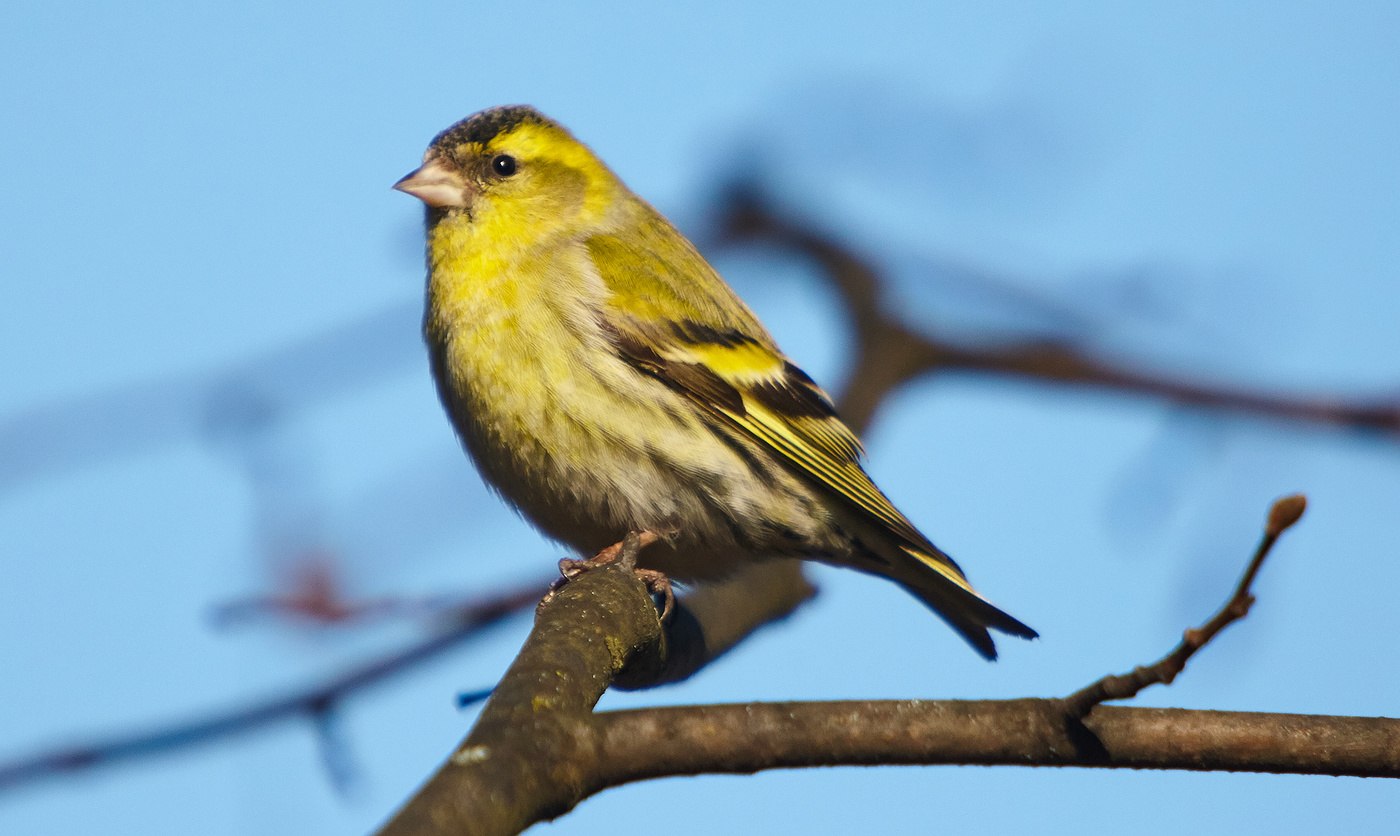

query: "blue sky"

left=3, top=2, right=1399, bottom=833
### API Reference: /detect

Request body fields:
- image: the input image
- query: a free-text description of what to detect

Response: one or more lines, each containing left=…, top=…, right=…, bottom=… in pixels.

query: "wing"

left=586, top=222, right=974, bottom=590
left=605, top=315, right=946, bottom=551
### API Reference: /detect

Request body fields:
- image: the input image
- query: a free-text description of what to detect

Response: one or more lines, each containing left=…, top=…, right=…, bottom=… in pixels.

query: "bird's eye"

left=491, top=154, right=518, bottom=177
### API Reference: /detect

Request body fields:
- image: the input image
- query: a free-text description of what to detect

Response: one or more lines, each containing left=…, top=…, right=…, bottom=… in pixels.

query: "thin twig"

left=1062, top=494, right=1308, bottom=717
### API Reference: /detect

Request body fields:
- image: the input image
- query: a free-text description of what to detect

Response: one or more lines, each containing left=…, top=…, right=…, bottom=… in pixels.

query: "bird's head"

left=394, top=105, right=622, bottom=247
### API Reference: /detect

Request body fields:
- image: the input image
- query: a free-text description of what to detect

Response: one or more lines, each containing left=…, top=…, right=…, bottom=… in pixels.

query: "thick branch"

left=376, top=564, right=663, bottom=835
left=591, top=702, right=1400, bottom=782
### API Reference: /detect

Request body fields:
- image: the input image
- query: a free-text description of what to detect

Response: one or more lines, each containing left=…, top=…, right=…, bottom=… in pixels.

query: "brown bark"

left=376, top=530, right=1399, bottom=836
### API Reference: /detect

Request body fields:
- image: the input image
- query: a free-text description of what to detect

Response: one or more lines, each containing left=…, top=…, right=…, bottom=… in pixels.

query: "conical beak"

left=393, top=157, right=470, bottom=209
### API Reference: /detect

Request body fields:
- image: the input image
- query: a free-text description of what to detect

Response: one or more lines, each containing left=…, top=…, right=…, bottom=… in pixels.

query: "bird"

left=393, top=105, right=1035, bottom=659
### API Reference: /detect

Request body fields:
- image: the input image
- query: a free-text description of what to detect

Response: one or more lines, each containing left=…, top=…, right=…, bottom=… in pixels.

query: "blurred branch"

left=212, top=557, right=497, bottom=628
left=0, top=301, right=420, bottom=496
left=714, top=187, right=1400, bottom=436
left=0, top=555, right=813, bottom=796
left=376, top=493, right=1400, bottom=836
left=0, top=579, right=542, bottom=793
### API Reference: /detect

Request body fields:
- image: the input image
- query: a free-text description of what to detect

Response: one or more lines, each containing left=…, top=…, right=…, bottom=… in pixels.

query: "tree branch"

left=374, top=492, right=1378, bottom=836
left=589, top=702, right=1400, bottom=781
left=376, top=564, right=664, bottom=835
left=375, top=560, right=814, bottom=835
left=1063, top=493, right=1307, bottom=716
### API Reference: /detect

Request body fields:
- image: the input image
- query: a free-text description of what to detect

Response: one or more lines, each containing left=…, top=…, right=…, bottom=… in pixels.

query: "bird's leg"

left=543, top=530, right=673, bottom=619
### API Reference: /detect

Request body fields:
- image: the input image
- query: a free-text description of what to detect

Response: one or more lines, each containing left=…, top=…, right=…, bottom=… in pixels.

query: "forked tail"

left=890, top=543, right=1037, bottom=660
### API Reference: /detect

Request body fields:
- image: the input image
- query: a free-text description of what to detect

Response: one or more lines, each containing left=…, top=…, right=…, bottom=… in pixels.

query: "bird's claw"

left=540, top=530, right=673, bottom=620
left=631, top=567, right=675, bottom=621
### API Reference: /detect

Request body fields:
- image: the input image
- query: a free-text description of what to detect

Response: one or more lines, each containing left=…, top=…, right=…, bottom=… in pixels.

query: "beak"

left=393, top=156, right=470, bottom=209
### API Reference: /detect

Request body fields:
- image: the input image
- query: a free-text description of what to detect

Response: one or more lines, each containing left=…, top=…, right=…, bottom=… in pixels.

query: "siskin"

left=394, top=105, right=1035, bottom=659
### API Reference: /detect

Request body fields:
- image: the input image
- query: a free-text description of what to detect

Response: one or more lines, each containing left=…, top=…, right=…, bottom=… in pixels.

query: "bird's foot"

left=543, top=530, right=673, bottom=620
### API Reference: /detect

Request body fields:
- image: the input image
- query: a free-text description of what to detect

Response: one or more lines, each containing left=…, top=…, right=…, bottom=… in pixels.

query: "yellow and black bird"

left=395, top=105, right=1035, bottom=658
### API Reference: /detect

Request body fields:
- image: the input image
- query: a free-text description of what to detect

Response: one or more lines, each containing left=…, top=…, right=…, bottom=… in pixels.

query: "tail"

left=886, top=543, right=1037, bottom=661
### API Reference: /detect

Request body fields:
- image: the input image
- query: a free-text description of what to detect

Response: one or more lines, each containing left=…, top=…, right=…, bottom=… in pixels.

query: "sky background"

left=4, top=1, right=1400, bottom=834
